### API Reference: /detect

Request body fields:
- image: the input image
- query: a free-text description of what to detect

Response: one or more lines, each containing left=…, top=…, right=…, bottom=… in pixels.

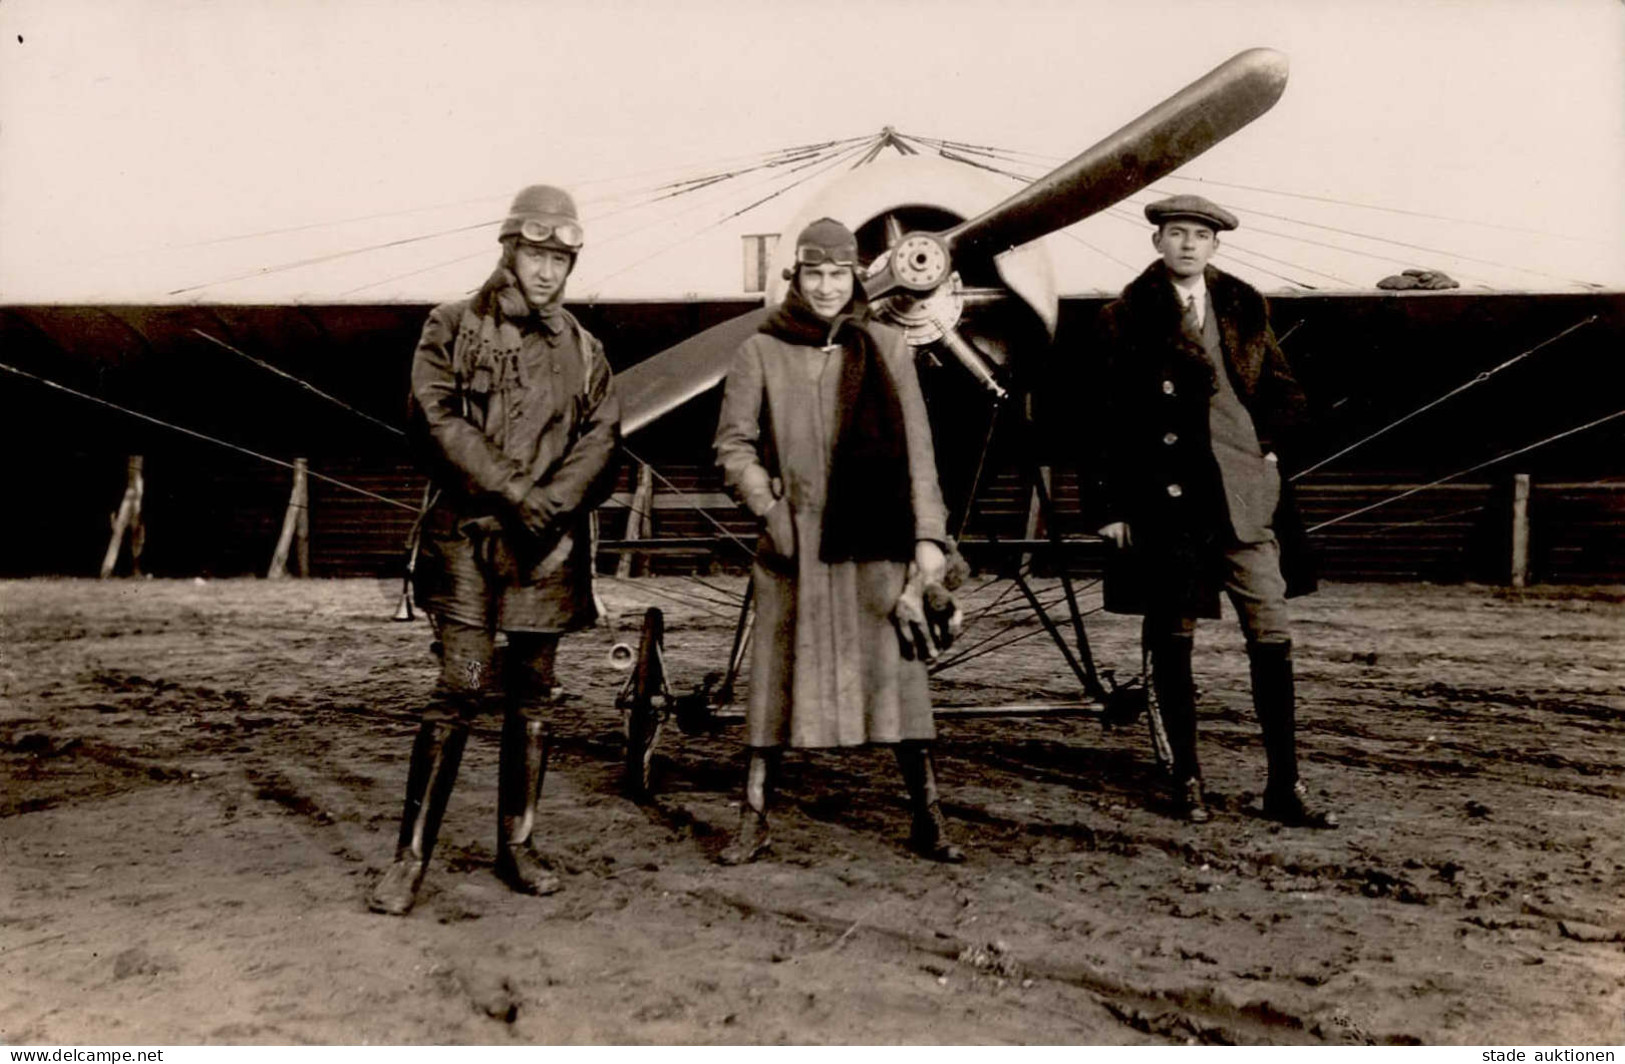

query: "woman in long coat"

left=712, top=217, right=963, bottom=865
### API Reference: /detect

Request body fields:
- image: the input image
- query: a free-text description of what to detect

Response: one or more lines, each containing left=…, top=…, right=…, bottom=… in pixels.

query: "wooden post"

left=1510, top=472, right=1531, bottom=588
left=294, top=461, right=311, bottom=577
left=1021, top=465, right=1052, bottom=570
left=268, top=458, right=309, bottom=579
left=100, top=455, right=145, bottom=579
left=616, top=461, right=655, bottom=578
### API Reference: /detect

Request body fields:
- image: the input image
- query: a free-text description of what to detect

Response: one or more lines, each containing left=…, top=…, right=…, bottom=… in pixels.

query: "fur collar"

left=1113, top=262, right=1271, bottom=391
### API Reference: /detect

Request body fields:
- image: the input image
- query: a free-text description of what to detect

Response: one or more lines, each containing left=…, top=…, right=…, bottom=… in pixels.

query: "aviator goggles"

left=518, top=218, right=585, bottom=249
left=794, top=244, right=858, bottom=268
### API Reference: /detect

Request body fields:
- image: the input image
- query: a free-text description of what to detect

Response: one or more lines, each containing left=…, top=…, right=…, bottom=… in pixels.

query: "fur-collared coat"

left=1087, top=263, right=1316, bottom=618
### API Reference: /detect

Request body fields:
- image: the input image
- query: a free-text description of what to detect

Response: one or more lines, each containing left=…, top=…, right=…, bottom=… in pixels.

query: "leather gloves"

left=922, top=580, right=962, bottom=654
left=892, top=553, right=962, bottom=664
left=892, top=564, right=936, bottom=662
left=758, top=497, right=796, bottom=574
left=515, top=486, right=558, bottom=540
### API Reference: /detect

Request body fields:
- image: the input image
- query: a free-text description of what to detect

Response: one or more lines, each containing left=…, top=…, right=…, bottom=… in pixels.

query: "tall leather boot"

left=1151, top=631, right=1208, bottom=823
left=368, top=717, right=469, bottom=915
left=1250, top=640, right=1337, bottom=829
left=896, top=742, right=966, bottom=862
left=718, top=748, right=777, bottom=866
left=495, top=709, right=562, bottom=895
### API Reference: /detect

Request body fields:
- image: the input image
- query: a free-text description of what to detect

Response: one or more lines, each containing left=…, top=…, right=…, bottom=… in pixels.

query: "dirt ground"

left=1, top=575, right=1622, bottom=1045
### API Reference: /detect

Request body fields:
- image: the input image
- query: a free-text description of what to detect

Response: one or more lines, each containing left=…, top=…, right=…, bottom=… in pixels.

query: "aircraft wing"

left=617, top=306, right=769, bottom=436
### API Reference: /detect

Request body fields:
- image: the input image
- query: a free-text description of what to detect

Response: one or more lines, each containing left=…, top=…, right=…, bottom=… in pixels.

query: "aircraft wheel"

left=623, top=608, right=666, bottom=799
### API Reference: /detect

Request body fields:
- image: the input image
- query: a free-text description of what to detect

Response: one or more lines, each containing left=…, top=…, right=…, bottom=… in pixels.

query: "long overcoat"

left=714, top=322, right=949, bottom=749
left=1088, top=263, right=1316, bottom=618
left=410, top=298, right=620, bottom=634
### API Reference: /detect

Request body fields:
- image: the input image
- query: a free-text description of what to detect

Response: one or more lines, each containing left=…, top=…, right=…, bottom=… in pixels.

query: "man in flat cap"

left=369, top=184, right=621, bottom=916
left=1085, top=194, right=1335, bottom=828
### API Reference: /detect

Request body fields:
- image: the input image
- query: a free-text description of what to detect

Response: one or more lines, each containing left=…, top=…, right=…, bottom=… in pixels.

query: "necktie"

left=1181, top=293, right=1201, bottom=339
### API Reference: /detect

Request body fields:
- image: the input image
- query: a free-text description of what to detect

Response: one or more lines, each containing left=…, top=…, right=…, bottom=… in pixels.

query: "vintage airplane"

left=601, top=47, right=1293, bottom=795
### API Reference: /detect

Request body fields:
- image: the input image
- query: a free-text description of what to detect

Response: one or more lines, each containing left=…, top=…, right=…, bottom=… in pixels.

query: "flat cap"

left=1144, top=194, right=1238, bottom=232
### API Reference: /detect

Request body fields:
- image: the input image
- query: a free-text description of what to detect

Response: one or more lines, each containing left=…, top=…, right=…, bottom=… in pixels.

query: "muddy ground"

left=1, top=576, right=1622, bottom=1045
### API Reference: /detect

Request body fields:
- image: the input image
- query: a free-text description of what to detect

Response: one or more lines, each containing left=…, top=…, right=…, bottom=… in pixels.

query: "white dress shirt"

left=1171, top=274, right=1207, bottom=330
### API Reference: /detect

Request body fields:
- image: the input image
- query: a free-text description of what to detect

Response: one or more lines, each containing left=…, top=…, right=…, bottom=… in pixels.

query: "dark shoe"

left=498, top=712, right=559, bottom=895
left=718, top=808, right=772, bottom=866
left=910, top=801, right=966, bottom=863
left=1249, top=640, right=1303, bottom=802
left=369, top=717, right=469, bottom=916
left=1178, top=776, right=1212, bottom=824
left=368, top=852, right=427, bottom=915
left=495, top=844, right=562, bottom=895
left=895, top=742, right=966, bottom=861
left=1264, top=781, right=1339, bottom=829
left=1150, top=631, right=1201, bottom=783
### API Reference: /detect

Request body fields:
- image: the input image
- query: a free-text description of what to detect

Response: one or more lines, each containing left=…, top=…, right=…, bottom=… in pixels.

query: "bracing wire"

left=912, top=131, right=1603, bottom=289
left=1161, top=174, right=1606, bottom=246
left=577, top=138, right=877, bottom=293
left=1121, top=187, right=1587, bottom=288
left=0, top=361, right=418, bottom=513
left=941, top=149, right=1336, bottom=288
left=1364, top=504, right=1489, bottom=536
left=164, top=136, right=871, bottom=253
left=1307, top=405, right=1625, bottom=534
left=1292, top=315, right=1599, bottom=480
left=580, top=137, right=866, bottom=258
left=175, top=136, right=876, bottom=298
left=621, top=445, right=758, bottom=562
left=167, top=219, right=500, bottom=296
left=339, top=141, right=865, bottom=297
left=599, top=574, right=736, bottom=620
left=912, top=134, right=1603, bottom=248
left=192, top=330, right=406, bottom=438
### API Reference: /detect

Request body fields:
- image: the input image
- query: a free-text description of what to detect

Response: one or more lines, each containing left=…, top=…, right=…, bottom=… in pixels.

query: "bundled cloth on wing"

left=759, top=284, right=915, bottom=564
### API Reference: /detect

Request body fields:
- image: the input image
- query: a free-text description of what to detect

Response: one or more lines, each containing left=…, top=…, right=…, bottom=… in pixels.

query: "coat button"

left=1162, top=379, right=1175, bottom=395
left=1162, top=431, right=1178, bottom=445
left=1166, top=483, right=1183, bottom=498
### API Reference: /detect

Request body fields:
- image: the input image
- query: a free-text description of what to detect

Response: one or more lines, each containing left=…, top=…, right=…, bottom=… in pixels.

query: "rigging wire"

left=181, top=137, right=871, bottom=298
left=577, top=138, right=878, bottom=293
left=1211, top=239, right=1356, bottom=287
left=192, top=330, right=406, bottom=439
left=621, top=445, right=759, bottom=562
left=0, top=360, right=418, bottom=513
left=1363, top=504, right=1489, bottom=536
left=580, top=137, right=865, bottom=258
left=1127, top=188, right=1594, bottom=289
left=338, top=140, right=864, bottom=296
left=168, top=219, right=499, bottom=297
left=599, top=574, right=736, bottom=621
left=1098, top=197, right=1391, bottom=289
left=931, top=624, right=1048, bottom=676
left=1161, top=174, right=1606, bottom=246
left=912, top=133, right=1604, bottom=248
left=1291, top=315, right=1599, bottom=480
left=914, top=132, right=1601, bottom=288
left=681, top=573, right=747, bottom=607
left=1306, top=405, right=1625, bottom=534
left=163, top=136, right=872, bottom=253
left=953, top=152, right=1340, bottom=288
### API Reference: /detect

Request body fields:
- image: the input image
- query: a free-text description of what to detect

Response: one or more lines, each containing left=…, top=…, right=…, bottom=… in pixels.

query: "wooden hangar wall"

left=2, top=292, right=1621, bottom=583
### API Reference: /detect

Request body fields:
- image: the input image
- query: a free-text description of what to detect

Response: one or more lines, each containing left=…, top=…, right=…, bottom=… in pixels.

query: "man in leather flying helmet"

left=368, top=184, right=621, bottom=916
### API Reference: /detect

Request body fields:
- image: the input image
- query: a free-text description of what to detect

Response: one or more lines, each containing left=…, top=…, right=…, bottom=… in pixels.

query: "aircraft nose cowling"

left=765, top=154, right=1059, bottom=340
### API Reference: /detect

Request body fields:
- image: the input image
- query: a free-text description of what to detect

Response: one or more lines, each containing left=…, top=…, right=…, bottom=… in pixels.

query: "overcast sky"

left=2, top=0, right=1622, bottom=301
